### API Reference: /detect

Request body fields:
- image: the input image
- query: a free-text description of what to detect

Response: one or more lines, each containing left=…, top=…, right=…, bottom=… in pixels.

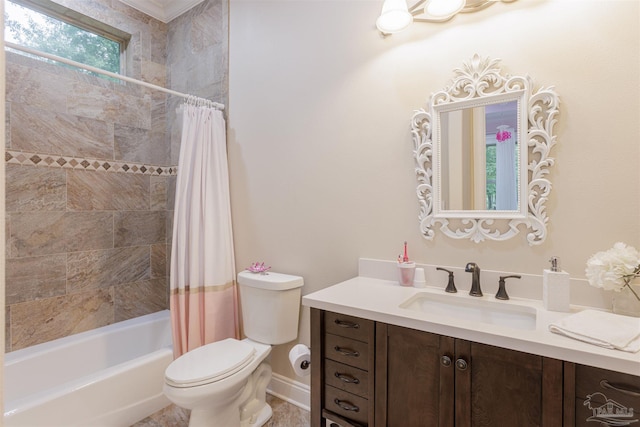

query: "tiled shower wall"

left=4, top=0, right=228, bottom=352
left=166, top=0, right=229, bottom=164
left=4, top=0, right=174, bottom=352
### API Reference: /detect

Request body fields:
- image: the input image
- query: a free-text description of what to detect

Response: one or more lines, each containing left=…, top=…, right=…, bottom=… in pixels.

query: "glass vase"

left=612, top=285, right=640, bottom=317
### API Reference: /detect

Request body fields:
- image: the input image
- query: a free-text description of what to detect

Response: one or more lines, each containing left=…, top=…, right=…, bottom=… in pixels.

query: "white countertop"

left=302, top=276, right=640, bottom=376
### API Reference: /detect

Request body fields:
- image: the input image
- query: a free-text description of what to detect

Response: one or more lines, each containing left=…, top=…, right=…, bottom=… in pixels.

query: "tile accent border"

left=5, top=150, right=177, bottom=176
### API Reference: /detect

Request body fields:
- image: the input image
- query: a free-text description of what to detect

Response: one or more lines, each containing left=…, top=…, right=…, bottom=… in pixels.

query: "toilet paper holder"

left=289, top=344, right=311, bottom=376
left=298, top=345, right=310, bottom=369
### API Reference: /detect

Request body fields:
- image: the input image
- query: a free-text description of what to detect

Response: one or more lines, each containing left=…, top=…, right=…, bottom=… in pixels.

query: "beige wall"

left=228, top=0, right=640, bottom=381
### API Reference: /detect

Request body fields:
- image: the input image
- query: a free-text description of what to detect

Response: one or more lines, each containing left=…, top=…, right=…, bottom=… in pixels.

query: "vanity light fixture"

left=376, top=0, right=517, bottom=35
left=425, top=0, right=466, bottom=18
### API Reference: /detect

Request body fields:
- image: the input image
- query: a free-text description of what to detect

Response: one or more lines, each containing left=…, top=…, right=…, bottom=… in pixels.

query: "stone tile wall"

left=166, top=0, right=229, bottom=164
left=4, top=0, right=174, bottom=352
left=4, top=0, right=229, bottom=352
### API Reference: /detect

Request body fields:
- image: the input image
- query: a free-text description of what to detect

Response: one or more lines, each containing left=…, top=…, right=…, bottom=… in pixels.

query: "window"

left=4, top=0, right=130, bottom=76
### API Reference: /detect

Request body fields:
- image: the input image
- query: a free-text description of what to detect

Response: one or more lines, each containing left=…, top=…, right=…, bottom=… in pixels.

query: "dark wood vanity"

left=565, top=364, right=640, bottom=427
left=311, top=308, right=640, bottom=427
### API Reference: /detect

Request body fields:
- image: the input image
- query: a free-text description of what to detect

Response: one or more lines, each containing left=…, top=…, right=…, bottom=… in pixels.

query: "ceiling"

left=117, top=0, right=205, bottom=23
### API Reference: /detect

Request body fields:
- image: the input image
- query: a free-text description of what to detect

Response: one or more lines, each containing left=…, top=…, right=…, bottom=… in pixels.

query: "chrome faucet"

left=465, top=262, right=483, bottom=297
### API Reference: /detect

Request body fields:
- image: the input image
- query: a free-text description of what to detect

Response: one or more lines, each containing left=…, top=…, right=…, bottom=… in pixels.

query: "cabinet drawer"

left=325, top=359, right=369, bottom=398
left=325, top=333, right=369, bottom=370
left=325, top=385, right=369, bottom=426
left=324, top=312, right=372, bottom=343
left=575, top=365, right=640, bottom=411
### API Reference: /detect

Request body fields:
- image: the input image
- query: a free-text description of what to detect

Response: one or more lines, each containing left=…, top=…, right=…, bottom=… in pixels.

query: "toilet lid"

left=165, top=338, right=256, bottom=387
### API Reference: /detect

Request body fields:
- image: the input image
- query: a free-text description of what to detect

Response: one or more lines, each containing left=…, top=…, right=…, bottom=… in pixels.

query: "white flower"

left=585, top=242, right=640, bottom=292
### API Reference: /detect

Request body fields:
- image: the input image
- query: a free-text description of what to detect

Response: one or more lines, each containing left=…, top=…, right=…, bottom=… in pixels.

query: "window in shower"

left=4, top=0, right=130, bottom=77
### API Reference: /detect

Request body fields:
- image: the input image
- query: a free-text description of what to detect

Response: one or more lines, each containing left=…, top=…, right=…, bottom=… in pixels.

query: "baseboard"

left=267, top=373, right=310, bottom=412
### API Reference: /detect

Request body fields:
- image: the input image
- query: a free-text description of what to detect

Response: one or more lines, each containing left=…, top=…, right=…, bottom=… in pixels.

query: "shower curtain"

left=170, top=102, right=240, bottom=358
left=495, top=125, right=518, bottom=210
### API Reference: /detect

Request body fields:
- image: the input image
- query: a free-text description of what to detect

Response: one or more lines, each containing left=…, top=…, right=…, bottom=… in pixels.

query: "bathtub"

left=4, top=310, right=174, bottom=427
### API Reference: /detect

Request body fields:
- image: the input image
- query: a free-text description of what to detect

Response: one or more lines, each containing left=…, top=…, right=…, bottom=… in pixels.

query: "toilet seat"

left=165, top=338, right=257, bottom=388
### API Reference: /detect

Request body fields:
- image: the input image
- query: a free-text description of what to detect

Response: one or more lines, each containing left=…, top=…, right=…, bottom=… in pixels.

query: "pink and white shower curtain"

left=170, top=102, right=240, bottom=358
left=495, top=125, right=518, bottom=211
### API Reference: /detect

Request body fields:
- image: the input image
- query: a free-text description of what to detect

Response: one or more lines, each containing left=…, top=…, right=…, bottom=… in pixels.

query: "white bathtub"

left=4, top=310, right=174, bottom=427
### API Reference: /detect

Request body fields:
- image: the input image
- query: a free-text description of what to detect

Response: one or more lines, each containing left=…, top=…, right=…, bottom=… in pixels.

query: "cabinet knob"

left=441, top=355, right=452, bottom=367
left=455, top=358, right=468, bottom=371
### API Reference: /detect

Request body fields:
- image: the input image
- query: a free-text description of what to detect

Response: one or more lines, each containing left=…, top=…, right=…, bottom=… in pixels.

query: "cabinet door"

left=455, top=340, right=563, bottom=427
left=375, top=323, right=455, bottom=427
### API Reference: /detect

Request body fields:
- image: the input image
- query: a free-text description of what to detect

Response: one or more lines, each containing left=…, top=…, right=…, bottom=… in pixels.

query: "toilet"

left=163, top=271, right=304, bottom=427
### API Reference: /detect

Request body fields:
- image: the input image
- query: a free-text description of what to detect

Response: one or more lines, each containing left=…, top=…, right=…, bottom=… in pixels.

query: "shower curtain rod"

left=4, top=41, right=225, bottom=111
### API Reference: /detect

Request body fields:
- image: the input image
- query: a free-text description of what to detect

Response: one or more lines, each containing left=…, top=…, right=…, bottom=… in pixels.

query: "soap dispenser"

left=543, top=256, right=571, bottom=312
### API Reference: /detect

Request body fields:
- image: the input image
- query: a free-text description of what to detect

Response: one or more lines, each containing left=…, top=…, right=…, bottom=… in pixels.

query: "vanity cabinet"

left=375, top=323, right=563, bottom=427
left=564, top=363, right=640, bottom=427
left=312, top=308, right=640, bottom=426
left=312, top=308, right=568, bottom=427
left=311, top=309, right=376, bottom=427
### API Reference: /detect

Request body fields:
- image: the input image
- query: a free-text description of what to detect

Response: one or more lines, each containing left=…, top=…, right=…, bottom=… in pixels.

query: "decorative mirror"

left=411, top=54, right=559, bottom=245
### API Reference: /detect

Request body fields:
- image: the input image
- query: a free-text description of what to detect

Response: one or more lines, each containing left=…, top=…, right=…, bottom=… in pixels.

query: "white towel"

left=549, top=309, right=640, bottom=353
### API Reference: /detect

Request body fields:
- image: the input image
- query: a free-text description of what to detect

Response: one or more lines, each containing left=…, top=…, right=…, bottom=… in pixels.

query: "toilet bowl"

left=163, top=338, right=272, bottom=427
left=164, top=271, right=304, bottom=427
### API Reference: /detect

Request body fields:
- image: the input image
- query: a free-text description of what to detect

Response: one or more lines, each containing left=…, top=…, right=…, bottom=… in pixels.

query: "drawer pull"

left=335, top=372, right=360, bottom=384
left=334, top=319, right=360, bottom=329
left=600, top=379, right=640, bottom=397
left=334, top=398, right=360, bottom=412
left=334, top=346, right=360, bottom=357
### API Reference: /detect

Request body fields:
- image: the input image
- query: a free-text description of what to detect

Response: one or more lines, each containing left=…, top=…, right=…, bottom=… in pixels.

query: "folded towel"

left=549, top=309, right=640, bottom=353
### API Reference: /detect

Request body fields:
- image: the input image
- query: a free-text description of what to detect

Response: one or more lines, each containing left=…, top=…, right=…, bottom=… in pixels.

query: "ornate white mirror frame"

left=411, top=54, right=560, bottom=245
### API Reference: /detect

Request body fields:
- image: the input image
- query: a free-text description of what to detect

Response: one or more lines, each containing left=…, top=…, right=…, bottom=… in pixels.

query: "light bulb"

left=376, top=0, right=413, bottom=34
left=424, top=0, right=465, bottom=18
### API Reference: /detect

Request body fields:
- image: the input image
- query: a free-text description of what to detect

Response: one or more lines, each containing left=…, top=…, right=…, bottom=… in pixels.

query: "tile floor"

left=131, top=394, right=310, bottom=426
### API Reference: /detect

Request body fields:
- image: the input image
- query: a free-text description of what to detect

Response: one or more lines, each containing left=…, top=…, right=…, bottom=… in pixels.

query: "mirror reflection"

left=440, top=100, right=519, bottom=211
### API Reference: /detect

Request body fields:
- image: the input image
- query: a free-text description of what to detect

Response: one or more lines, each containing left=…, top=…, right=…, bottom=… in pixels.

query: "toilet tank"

left=237, top=271, right=304, bottom=345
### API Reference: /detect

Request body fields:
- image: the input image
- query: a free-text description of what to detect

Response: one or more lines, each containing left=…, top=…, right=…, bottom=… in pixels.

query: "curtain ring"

left=184, top=95, right=219, bottom=110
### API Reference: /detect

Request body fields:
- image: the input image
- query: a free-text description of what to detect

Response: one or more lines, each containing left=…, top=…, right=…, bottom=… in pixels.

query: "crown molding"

left=117, top=0, right=204, bottom=23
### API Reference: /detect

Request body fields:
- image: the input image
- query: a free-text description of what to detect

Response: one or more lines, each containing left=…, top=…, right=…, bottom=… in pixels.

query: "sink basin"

left=399, top=292, right=537, bottom=330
